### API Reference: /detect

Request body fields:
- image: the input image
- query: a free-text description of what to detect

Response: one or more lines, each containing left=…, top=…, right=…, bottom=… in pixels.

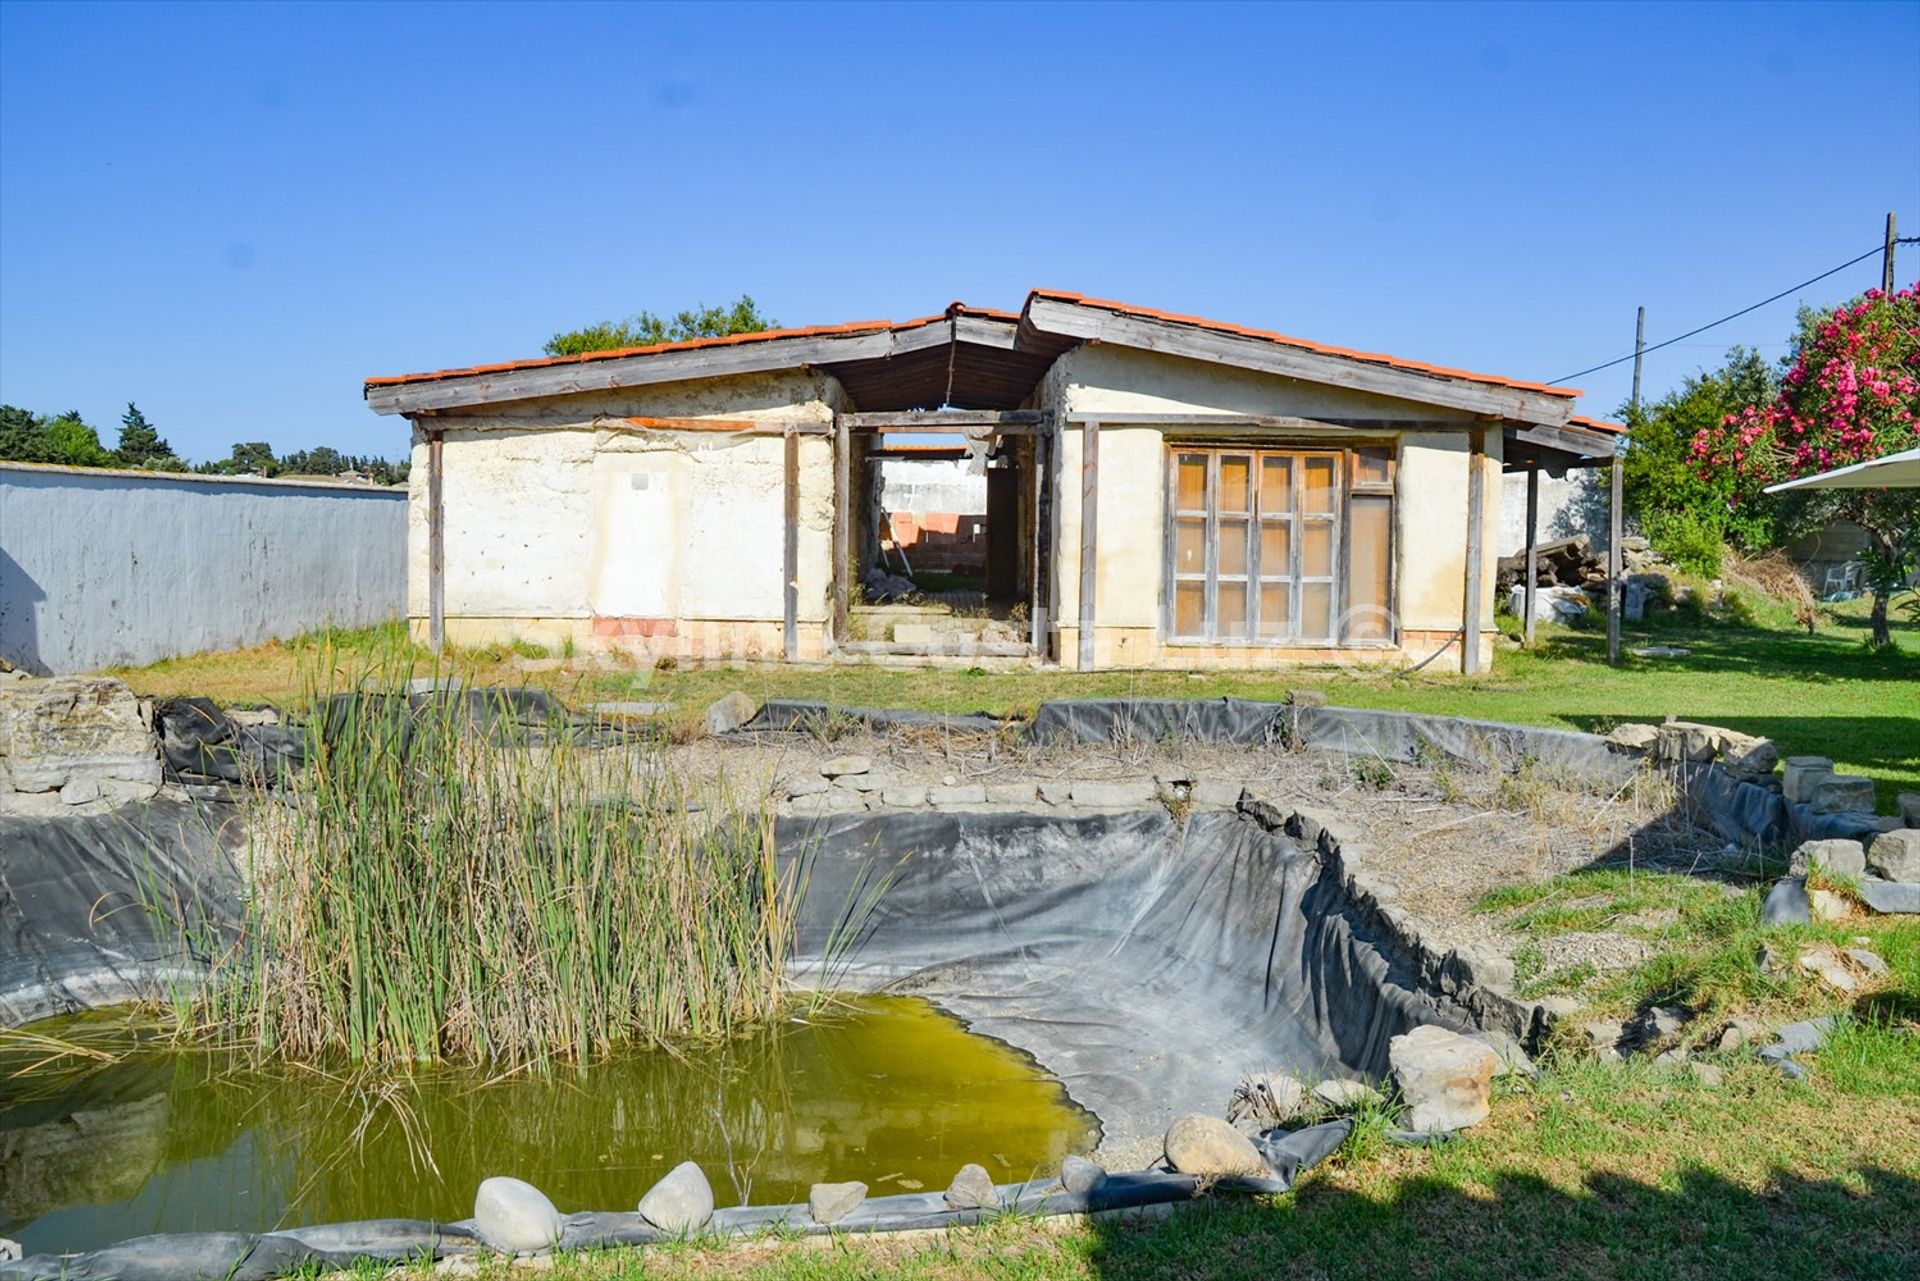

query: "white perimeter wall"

left=0, top=464, right=406, bottom=674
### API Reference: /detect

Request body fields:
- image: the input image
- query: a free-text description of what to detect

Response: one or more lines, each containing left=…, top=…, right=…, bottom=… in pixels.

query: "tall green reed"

left=188, top=640, right=801, bottom=1068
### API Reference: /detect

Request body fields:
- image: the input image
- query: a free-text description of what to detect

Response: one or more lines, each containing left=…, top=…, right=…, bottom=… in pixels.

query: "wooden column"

left=1077, top=418, right=1099, bottom=672
left=831, top=415, right=850, bottom=650
left=1461, top=428, right=1485, bottom=675
left=1523, top=460, right=1539, bottom=645
left=1031, top=419, right=1052, bottom=654
left=427, top=428, right=445, bottom=655
left=1607, top=450, right=1624, bottom=664
left=782, top=428, right=799, bottom=662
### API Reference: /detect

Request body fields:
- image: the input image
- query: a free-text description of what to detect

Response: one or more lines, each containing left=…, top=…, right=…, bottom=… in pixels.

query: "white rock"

left=807, top=1180, right=866, bottom=1225
left=1789, top=838, right=1866, bottom=880
left=820, top=754, right=872, bottom=778
left=1312, top=1077, right=1382, bottom=1109
left=1163, top=1113, right=1270, bottom=1177
left=1389, top=1025, right=1500, bottom=1132
left=704, top=691, right=757, bottom=736
left=638, top=1160, right=714, bottom=1233
left=474, top=1176, right=563, bottom=1254
left=1867, top=829, right=1920, bottom=883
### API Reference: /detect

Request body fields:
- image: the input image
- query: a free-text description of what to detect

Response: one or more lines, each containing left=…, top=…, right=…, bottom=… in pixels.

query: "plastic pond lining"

left=1, top=695, right=1895, bottom=1278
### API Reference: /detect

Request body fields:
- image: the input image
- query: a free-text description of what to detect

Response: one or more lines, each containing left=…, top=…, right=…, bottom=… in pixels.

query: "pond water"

left=0, top=996, right=1096, bottom=1255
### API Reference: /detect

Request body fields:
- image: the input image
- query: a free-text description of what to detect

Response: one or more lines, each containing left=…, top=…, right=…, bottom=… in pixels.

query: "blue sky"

left=2, top=1, right=1915, bottom=464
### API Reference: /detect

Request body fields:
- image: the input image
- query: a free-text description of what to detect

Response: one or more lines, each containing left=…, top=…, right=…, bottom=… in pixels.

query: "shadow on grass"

left=1084, top=1162, right=1918, bottom=1281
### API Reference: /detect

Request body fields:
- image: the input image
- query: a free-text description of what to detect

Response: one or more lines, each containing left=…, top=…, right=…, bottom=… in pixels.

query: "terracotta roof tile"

left=1025, top=289, right=1582, bottom=400
left=364, top=291, right=1588, bottom=411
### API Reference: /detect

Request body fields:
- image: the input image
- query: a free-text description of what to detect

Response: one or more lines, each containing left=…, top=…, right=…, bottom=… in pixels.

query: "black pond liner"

left=5, top=695, right=1869, bottom=1279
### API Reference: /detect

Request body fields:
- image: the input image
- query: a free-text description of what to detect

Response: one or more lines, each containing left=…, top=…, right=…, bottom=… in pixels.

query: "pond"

left=0, top=996, right=1097, bottom=1255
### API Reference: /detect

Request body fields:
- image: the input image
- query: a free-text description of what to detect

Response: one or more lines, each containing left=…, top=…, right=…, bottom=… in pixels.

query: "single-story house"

left=364, top=290, right=1621, bottom=672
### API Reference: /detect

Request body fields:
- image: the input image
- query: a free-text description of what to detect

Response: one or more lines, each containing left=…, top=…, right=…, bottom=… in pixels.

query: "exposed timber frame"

left=1078, top=418, right=1100, bottom=672
left=783, top=429, right=800, bottom=662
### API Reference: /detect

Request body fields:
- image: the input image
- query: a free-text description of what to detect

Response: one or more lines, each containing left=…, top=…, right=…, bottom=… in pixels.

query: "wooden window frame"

left=1164, top=443, right=1396, bottom=648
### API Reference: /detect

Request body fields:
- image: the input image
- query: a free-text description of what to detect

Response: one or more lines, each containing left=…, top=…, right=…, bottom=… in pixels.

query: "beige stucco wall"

left=1043, top=345, right=1500, bottom=671
left=407, top=369, right=845, bottom=656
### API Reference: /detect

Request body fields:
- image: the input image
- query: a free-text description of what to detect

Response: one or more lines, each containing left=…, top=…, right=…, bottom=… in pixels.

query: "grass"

left=108, top=598, right=1919, bottom=808
left=145, top=641, right=801, bottom=1067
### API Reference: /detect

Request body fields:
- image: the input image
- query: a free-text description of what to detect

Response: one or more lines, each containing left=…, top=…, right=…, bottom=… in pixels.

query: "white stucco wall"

left=0, top=463, right=405, bottom=674
left=407, top=369, right=844, bottom=648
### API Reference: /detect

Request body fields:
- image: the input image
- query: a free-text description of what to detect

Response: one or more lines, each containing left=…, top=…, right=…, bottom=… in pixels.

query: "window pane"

left=1219, top=456, right=1251, bottom=513
left=1259, top=521, right=1291, bottom=578
left=1349, top=495, right=1391, bottom=640
left=1302, top=521, right=1333, bottom=576
left=1174, top=581, right=1205, bottom=635
left=1259, top=456, right=1292, bottom=514
left=1217, top=582, right=1248, bottom=637
left=1303, top=457, right=1336, bottom=512
left=1354, top=447, right=1391, bottom=486
left=1258, top=583, right=1291, bottom=639
left=1176, top=455, right=1207, bottom=509
left=1301, top=583, right=1333, bottom=639
left=1175, top=518, right=1206, bottom=575
left=1218, top=517, right=1249, bottom=576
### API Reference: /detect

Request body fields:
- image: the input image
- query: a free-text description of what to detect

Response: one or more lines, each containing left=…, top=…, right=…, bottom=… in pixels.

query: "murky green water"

left=0, top=996, right=1096, bottom=1255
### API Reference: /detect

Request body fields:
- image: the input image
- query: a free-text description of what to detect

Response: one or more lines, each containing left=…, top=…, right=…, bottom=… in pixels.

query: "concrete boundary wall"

left=1, top=463, right=405, bottom=674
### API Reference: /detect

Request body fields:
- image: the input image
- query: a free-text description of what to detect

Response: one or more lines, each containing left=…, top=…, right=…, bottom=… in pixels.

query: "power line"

left=1548, top=239, right=1920, bottom=386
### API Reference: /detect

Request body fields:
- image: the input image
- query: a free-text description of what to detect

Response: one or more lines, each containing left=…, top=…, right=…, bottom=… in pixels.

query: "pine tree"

left=115, top=402, right=178, bottom=467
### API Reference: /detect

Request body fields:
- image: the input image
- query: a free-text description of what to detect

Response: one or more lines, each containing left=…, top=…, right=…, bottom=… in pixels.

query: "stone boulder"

left=1312, top=1078, right=1383, bottom=1110
left=0, top=677, right=160, bottom=807
left=704, top=691, right=757, bottom=737
left=637, top=1161, right=713, bottom=1233
left=1059, top=1154, right=1107, bottom=1195
left=473, top=1176, right=563, bottom=1254
left=1605, top=723, right=1661, bottom=752
left=1783, top=757, right=1835, bottom=804
left=1163, top=1113, right=1271, bottom=1178
left=807, top=1180, right=866, bottom=1225
left=1808, top=775, right=1878, bottom=816
left=1389, top=1025, right=1500, bottom=1133
left=944, top=1162, right=999, bottom=1210
left=1867, top=829, right=1920, bottom=883
left=1789, top=838, right=1867, bottom=880
left=1651, top=721, right=1776, bottom=780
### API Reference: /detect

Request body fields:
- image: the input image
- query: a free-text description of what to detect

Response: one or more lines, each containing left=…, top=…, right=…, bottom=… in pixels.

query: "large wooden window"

left=1167, top=445, right=1394, bottom=645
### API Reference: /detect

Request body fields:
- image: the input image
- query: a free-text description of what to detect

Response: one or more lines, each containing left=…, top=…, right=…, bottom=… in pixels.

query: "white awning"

left=1763, top=447, right=1920, bottom=492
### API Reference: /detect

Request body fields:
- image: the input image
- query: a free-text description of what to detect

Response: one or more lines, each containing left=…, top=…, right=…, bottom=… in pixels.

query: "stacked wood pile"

left=1497, top=534, right=1604, bottom=590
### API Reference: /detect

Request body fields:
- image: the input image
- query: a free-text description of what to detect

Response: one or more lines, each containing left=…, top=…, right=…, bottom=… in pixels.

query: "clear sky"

left=2, top=0, right=1915, bottom=464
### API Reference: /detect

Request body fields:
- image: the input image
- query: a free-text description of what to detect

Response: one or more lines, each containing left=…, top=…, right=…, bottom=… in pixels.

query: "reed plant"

left=186, top=642, right=802, bottom=1068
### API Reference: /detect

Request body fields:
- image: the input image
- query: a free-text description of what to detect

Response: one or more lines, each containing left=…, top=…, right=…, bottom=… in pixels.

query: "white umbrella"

left=1763, top=446, right=1920, bottom=492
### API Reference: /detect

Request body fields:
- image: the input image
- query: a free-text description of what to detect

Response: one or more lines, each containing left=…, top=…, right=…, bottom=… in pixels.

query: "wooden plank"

left=1064, top=412, right=1458, bottom=431
left=832, top=415, right=850, bottom=648
left=837, top=641, right=1034, bottom=659
left=366, top=329, right=898, bottom=415
left=615, top=415, right=828, bottom=435
left=783, top=429, right=799, bottom=662
left=1506, top=421, right=1618, bottom=460
left=427, top=430, right=445, bottom=655
left=840, top=410, right=1045, bottom=430
left=1031, top=425, right=1050, bottom=653
left=1028, top=297, right=1576, bottom=427
left=1523, top=461, right=1539, bottom=646
left=1078, top=419, right=1099, bottom=671
left=1462, top=429, right=1485, bottom=675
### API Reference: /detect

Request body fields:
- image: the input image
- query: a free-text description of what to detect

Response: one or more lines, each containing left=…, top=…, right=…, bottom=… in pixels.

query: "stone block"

left=1783, top=756, right=1835, bottom=804
left=984, top=781, right=1037, bottom=805
left=1068, top=778, right=1158, bottom=807
left=1867, top=829, right=1920, bottom=883
left=788, top=792, right=866, bottom=816
left=928, top=784, right=987, bottom=806
left=879, top=785, right=929, bottom=808
left=1389, top=1025, right=1499, bottom=1132
left=1788, top=838, right=1867, bottom=880
left=820, top=754, right=872, bottom=778
left=1808, top=775, right=1878, bottom=816
left=891, top=623, right=935, bottom=645
left=0, top=677, right=159, bottom=796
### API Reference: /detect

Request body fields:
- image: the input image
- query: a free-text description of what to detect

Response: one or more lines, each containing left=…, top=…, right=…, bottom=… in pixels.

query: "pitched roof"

left=365, top=291, right=1588, bottom=404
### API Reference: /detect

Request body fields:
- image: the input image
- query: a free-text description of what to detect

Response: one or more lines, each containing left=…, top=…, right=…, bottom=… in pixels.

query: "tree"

left=1621, top=346, right=1778, bottom=573
left=543, top=294, right=776, bottom=357
left=42, top=412, right=115, bottom=466
left=217, top=441, right=280, bottom=475
left=115, top=402, right=179, bottom=468
left=1691, top=282, right=1920, bottom=647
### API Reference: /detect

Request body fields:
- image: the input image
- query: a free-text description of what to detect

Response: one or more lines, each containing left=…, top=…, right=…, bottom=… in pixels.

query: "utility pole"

left=1885, top=212, right=1898, bottom=293
left=1608, top=306, right=1642, bottom=666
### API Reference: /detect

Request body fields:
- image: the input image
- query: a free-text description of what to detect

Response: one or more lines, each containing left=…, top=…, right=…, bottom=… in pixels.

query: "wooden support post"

left=427, top=428, right=445, bottom=655
left=831, top=415, right=850, bottom=649
left=1462, top=428, right=1485, bottom=675
left=1077, top=419, right=1099, bottom=672
left=1523, top=460, right=1539, bottom=646
left=1031, top=420, right=1052, bottom=654
left=782, top=428, right=799, bottom=662
left=1607, top=450, right=1624, bottom=663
